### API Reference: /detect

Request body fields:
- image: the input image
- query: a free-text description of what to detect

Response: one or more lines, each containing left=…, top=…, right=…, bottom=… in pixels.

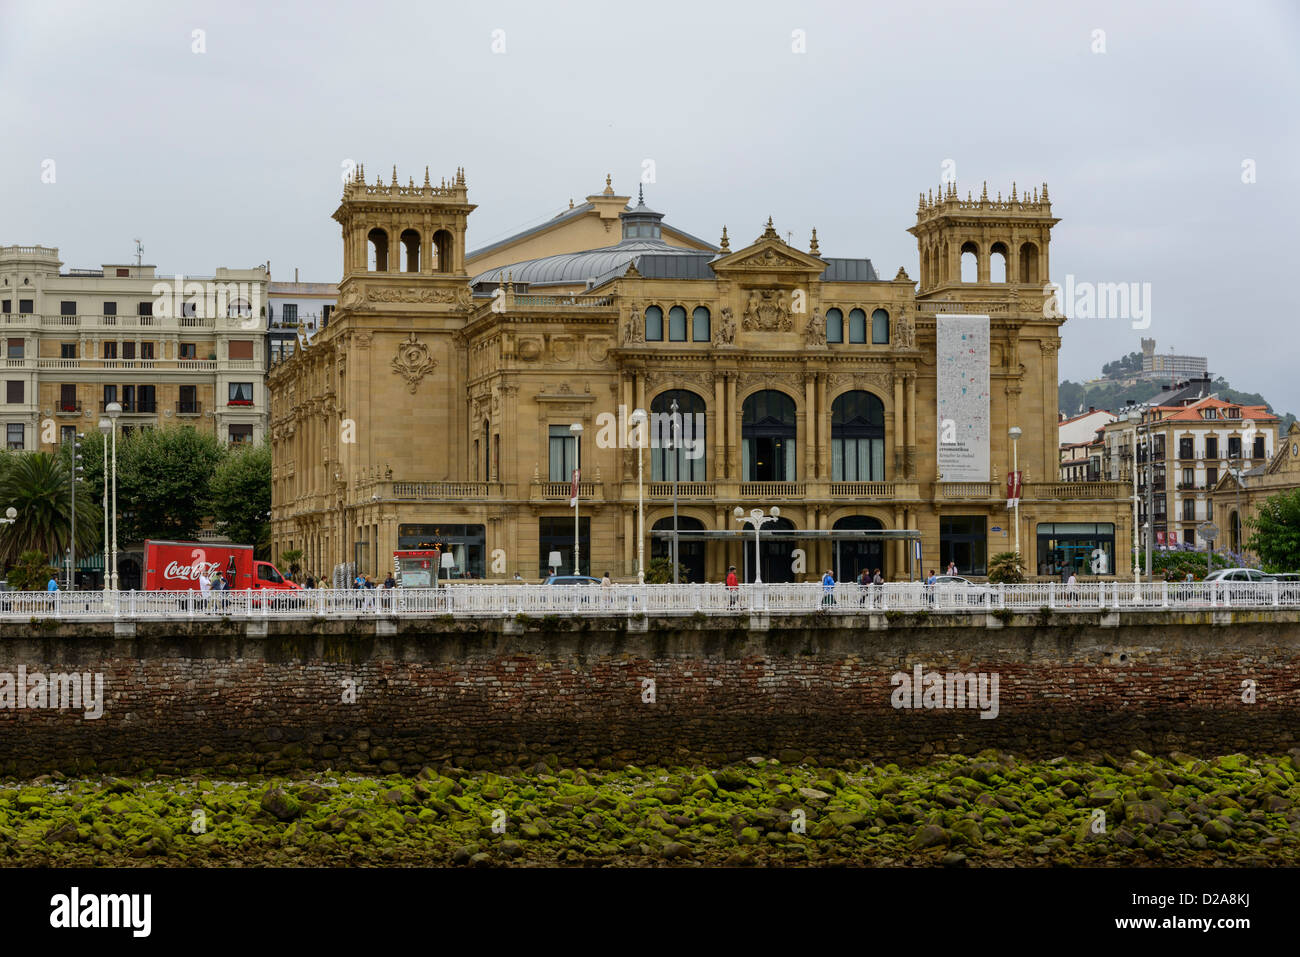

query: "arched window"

left=990, top=242, right=1008, bottom=283
left=668, top=305, right=687, bottom=341
left=831, top=391, right=885, bottom=481
left=960, top=241, right=979, bottom=283
left=367, top=228, right=389, bottom=271
left=400, top=229, right=420, bottom=272
left=650, top=390, right=707, bottom=481
left=692, top=306, right=710, bottom=342
left=848, top=308, right=866, bottom=343
left=645, top=305, right=663, bottom=341
left=742, top=390, right=796, bottom=481
left=651, top=516, right=706, bottom=583
left=432, top=229, right=453, bottom=273
left=871, top=308, right=889, bottom=344
left=1019, top=242, right=1038, bottom=284
left=825, top=308, right=843, bottom=343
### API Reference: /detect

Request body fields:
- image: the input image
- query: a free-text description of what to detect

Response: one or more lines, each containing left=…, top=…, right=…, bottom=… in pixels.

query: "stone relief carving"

left=390, top=332, right=437, bottom=393
left=736, top=248, right=804, bottom=270
left=717, top=306, right=736, bottom=344
left=368, top=286, right=467, bottom=304
left=742, top=289, right=792, bottom=332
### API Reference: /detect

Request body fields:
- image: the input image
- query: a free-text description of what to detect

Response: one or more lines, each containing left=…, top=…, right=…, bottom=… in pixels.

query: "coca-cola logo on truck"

left=163, top=560, right=220, bottom=582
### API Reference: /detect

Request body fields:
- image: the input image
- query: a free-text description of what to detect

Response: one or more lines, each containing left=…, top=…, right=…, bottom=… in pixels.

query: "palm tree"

left=0, top=451, right=102, bottom=569
left=987, top=551, right=1025, bottom=584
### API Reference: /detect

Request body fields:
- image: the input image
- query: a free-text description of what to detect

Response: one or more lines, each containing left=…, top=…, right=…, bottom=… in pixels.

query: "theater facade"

left=268, top=167, right=1129, bottom=582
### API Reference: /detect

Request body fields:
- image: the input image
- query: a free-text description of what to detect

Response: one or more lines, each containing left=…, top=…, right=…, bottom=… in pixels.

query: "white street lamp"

left=734, top=505, right=780, bottom=584
left=630, top=408, right=647, bottom=583
left=570, top=422, right=583, bottom=576
left=98, top=417, right=111, bottom=593
left=105, top=401, right=121, bottom=590
left=1008, top=426, right=1022, bottom=561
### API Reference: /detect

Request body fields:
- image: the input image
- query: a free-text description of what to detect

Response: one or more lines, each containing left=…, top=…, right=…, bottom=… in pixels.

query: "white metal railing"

left=4, top=581, right=1300, bottom=620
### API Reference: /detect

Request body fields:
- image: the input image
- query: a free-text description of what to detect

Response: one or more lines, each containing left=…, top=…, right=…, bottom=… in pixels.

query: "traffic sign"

left=1198, top=522, right=1219, bottom=542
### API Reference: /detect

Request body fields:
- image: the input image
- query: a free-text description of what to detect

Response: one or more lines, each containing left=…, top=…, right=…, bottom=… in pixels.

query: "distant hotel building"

left=0, top=245, right=269, bottom=449
left=1140, top=336, right=1207, bottom=382
left=268, top=279, right=336, bottom=365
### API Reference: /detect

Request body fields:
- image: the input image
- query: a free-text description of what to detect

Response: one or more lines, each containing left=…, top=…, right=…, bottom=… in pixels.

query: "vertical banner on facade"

left=936, top=315, right=991, bottom=481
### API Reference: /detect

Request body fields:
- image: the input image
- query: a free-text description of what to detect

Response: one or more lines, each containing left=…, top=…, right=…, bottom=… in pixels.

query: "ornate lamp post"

left=569, top=422, right=583, bottom=576
left=670, top=397, right=680, bottom=583
left=105, top=401, right=121, bottom=589
left=1007, top=426, right=1022, bottom=561
left=629, top=408, right=647, bottom=583
left=734, top=505, right=780, bottom=584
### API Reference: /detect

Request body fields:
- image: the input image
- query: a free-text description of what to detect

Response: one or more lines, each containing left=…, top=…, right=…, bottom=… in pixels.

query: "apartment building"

left=0, top=245, right=269, bottom=450
left=1102, top=393, right=1277, bottom=549
left=267, top=279, right=336, bottom=366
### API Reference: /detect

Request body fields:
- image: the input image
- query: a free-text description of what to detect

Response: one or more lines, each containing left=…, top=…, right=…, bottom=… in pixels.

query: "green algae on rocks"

left=3, top=750, right=1300, bottom=867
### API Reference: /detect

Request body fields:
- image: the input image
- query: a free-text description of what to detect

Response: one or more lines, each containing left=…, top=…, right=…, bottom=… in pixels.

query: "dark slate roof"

left=819, top=258, right=879, bottom=282
left=472, top=238, right=711, bottom=289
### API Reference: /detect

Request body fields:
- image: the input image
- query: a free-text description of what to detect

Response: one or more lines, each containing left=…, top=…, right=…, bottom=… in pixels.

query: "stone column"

left=726, top=373, right=737, bottom=480
left=817, top=373, right=828, bottom=480
left=713, top=373, right=725, bottom=481
left=893, top=374, right=904, bottom=476
left=804, top=376, right=816, bottom=480
left=906, top=373, right=917, bottom=478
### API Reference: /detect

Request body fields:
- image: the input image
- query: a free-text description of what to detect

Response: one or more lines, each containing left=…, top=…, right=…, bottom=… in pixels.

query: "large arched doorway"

left=742, top=390, right=796, bottom=481
left=833, top=515, right=884, bottom=581
left=652, top=516, right=705, bottom=583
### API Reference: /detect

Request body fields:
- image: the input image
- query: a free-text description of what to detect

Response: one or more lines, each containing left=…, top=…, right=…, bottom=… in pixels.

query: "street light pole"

left=1008, top=426, right=1022, bottom=560
left=670, top=397, right=680, bottom=584
left=1125, top=410, right=1140, bottom=583
left=98, top=418, right=111, bottom=594
left=106, top=401, right=121, bottom=590
left=734, top=506, right=780, bottom=584
left=630, top=408, right=647, bottom=583
left=570, top=422, right=583, bottom=576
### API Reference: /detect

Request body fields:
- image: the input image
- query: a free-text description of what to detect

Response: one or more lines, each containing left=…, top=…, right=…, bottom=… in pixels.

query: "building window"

left=1253, top=435, right=1266, bottom=459
left=1179, top=437, right=1194, bottom=459
left=825, top=308, right=843, bottom=343
left=644, top=305, right=663, bottom=341
left=137, top=384, right=156, bottom=413
left=871, top=309, right=890, bottom=344
left=940, top=515, right=988, bottom=576
left=60, top=301, right=76, bottom=316
left=1, top=301, right=9, bottom=314
left=60, top=425, right=75, bottom=444
left=228, top=424, right=253, bottom=444
left=103, top=301, right=116, bottom=316
left=229, top=339, right=254, bottom=360
left=1036, top=523, right=1116, bottom=577
left=1182, top=467, right=1194, bottom=487
left=831, top=390, right=886, bottom=481
left=548, top=425, right=578, bottom=482
left=178, top=385, right=198, bottom=414
left=103, top=341, right=117, bottom=359
left=122, top=342, right=136, bottom=360
left=59, top=384, right=77, bottom=412
left=692, top=306, right=710, bottom=342
left=1206, top=466, right=1217, bottom=488
left=7, top=339, right=23, bottom=359
left=1227, top=436, right=1241, bottom=458
left=5, top=381, right=22, bottom=404
left=1206, top=500, right=1213, bottom=521
left=179, top=342, right=196, bottom=359
left=668, top=306, right=687, bottom=341
left=60, top=343, right=76, bottom=359
left=848, top=308, right=866, bottom=343
left=741, top=390, right=797, bottom=481
left=6, top=424, right=23, bottom=450
left=228, top=382, right=253, bottom=405
left=137, top=301, right=152, bottom=317
left=282, top=304, right=298, bottom=324
left=650, top=390, right=706, bottom=482
left=1182, top=498, right=1195, bottom=521
left=18, top=300, right=32, bottom=314
left=1205, top=436, right=1217, bottom=459
left=322, top=305, right=333, bottom=326
left=1182, top=528, right=1194, bottom=546
left=538, top=517, right=589, bottom=577
left=141, top=342, right=154, bottom=360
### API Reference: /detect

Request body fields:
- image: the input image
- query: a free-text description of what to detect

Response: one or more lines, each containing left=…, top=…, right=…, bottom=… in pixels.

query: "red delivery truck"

left=143, top=540, right=301, bottom=592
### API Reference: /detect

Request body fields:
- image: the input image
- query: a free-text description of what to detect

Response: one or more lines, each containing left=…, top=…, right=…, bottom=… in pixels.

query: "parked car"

left=1203, top=567, right=1274, bottom=603
left=931, top=575, right=987, bottom=606
left=1203, top=568, right=1274, bottom=583
left=542, top=575, right=602, bottom=585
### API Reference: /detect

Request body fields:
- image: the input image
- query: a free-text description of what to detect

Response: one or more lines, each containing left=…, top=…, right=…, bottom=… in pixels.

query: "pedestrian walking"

left=726, top=565, right=739, bottom=609
left=383, top=573, right=396, bottom=589
left=857, top=567, right=870, bottom=607
left=304, top=574, right=315, bottom=589
left=821, top=568, right=836, bottom=607
left=946, top=561, right=958, bottom=577
left=47, top=575, right=59, bottom=592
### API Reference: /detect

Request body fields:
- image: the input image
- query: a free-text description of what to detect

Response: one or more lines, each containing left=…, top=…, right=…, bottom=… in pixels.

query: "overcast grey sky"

left=3, top=0, right=1298, bottom=407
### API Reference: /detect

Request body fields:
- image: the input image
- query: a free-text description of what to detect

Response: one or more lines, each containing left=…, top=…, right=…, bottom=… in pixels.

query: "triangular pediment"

left=711, top=237, right=826, bottom=277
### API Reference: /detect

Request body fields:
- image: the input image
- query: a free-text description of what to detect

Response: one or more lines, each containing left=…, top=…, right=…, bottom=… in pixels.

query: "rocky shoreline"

left=3, top=750, right=1299, bottom=867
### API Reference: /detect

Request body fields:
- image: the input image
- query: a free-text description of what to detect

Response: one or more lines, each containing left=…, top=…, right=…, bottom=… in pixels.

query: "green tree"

left=82, top=426, right=225, bottom=542
left=5, top=549, right=59, bottom=591
left=1246, top=489, right=1300, bottom=572
left=210, top=442, right=272, bottom=556
left=986, top=551, right=1025, bottom=584
left=0, top=451, right=102, bottom=568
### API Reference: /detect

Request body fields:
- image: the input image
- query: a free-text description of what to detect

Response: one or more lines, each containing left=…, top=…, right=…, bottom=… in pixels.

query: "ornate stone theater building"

left=269, top=167, right=1129, bottom=582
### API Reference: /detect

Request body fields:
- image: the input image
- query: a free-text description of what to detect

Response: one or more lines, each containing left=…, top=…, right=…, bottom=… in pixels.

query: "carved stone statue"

left=804, top=313, right=826, bottom=347
left=717, top=307, right=736, bottom=344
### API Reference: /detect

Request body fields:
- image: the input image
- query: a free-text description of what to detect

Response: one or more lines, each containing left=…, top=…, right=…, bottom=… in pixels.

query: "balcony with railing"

left=176, top=400, right=202, bottom=416
left=55, top=400, right=82, bottom=415
left=100, top=399, right=157, bottom=414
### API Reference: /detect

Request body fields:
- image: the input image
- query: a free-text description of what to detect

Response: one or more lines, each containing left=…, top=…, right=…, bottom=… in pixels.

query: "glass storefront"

left=397, top=524, right=486, bottom=579
left=1036, top=522, right=1115, bottom=577
left=538, top=517, right=590, bottom=578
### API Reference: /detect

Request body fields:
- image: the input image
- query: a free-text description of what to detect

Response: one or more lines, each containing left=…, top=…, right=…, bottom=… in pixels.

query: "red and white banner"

left=570, top=467, right=581, bottom=508
left=1006, top=470, right=1022, bottom=508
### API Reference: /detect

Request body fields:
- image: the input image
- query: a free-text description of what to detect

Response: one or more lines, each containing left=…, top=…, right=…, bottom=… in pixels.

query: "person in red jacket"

left=726, top=565, right=739, bottom=608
